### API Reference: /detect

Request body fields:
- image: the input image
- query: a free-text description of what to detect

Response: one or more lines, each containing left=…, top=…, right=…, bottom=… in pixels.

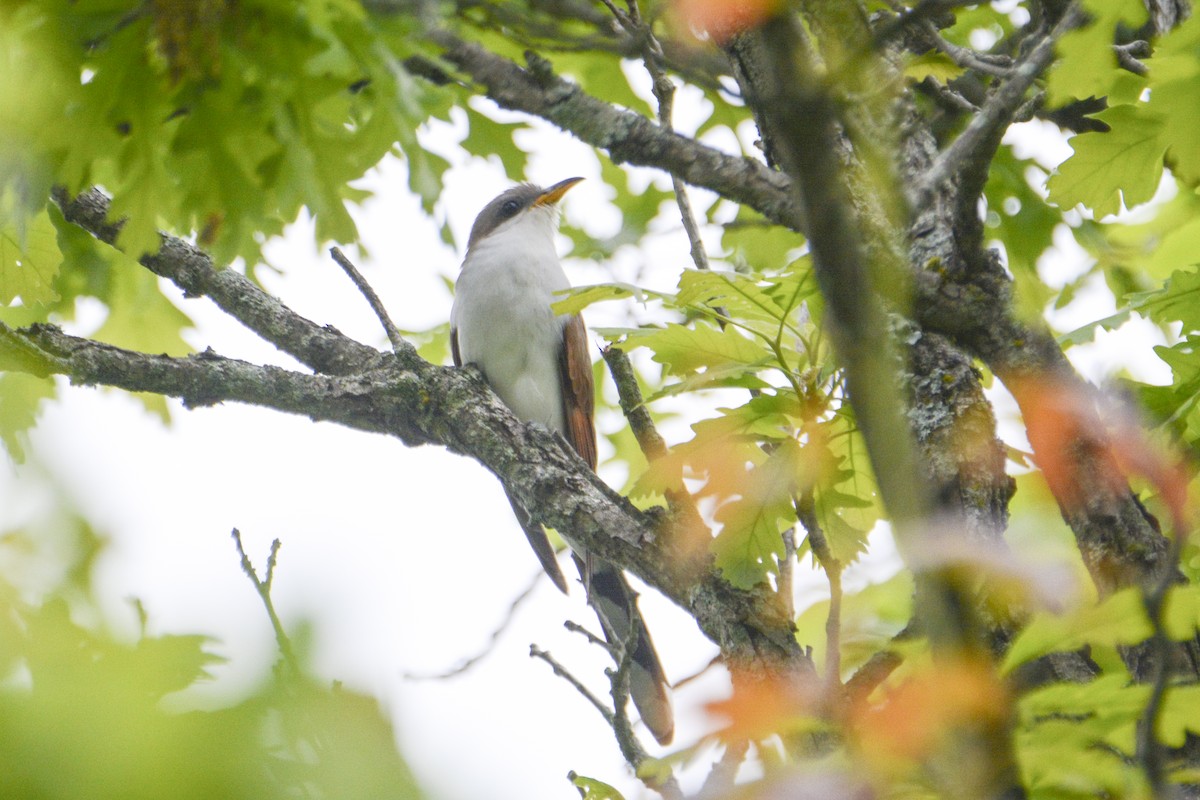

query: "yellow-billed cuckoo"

left=450, top=178, right=674, bottom=745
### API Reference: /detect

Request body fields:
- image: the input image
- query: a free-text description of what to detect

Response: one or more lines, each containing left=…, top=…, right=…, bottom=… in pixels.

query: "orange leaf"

left=671, top=0, right=780, bottom=43
left=705, top=670, right=819, bottom=741
left=851, top=657, right=1008, bottom=763
left=1012, top=375, right=1193, bottom=532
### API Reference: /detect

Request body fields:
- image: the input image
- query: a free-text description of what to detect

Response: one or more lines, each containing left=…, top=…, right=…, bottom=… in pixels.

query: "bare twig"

left=607, top=625, right=640, bottom=759
left=605, top=621, right=686, bottom=800
left=1136, top=527, right=1188, bottom=797
left=1114, top=40, right=1151, bottom=75
left=916, top=4, right=1083, bottom=205
left=672, top=654, right=722, bottom=692
left=530, top=643, right=615, bottom=722
left=84, top=2, right=149, bottom=50
left=843, top=647, right=904, bottom=708
left=919, top=20, right=1014, bottom=76
left=780, top=526, right=796, bottom=620
left=404, top=569, right=544, bottom=680
left=565, top=619, right=612, bottom=651
left=872, top=0, right=982, bottom=47
left=601, top=0, right=713, bottom=274
left=330, top=246, right=408, bottom=355
left=601, top=345, right=668, bottom=462
left=553, top=555, right=683, bottom=797
left=232, top=529, right=299, bottom=674
left=601, top=345, right=707, bottom=533
left=796, top=492, right=843, bottom=693
left=918, top=77, right=980, bottom=113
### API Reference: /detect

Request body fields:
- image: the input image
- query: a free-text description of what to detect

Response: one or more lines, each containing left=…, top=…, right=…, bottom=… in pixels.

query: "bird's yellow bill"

left=534, top=176, right=584, bottom=206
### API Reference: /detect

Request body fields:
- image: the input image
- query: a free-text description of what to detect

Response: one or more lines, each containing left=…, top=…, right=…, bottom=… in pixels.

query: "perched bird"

left=450, top=178, right=673, bottom=745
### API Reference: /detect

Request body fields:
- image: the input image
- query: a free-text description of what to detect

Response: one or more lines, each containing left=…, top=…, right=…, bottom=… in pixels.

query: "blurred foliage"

left=0, top=470, right=424, bottom=800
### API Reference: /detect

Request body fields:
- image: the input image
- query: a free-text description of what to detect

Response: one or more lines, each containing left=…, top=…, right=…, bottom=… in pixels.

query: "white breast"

left=451, top=209, right=571, bottom=435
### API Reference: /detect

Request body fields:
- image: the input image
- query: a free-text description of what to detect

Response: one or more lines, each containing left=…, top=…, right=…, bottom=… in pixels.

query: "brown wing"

left=559, top=314, right=597, bottom=471
left=450, top=326, right=462, bottom=367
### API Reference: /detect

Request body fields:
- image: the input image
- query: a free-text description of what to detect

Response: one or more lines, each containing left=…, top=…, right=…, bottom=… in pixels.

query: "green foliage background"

left=2, top=0, right=1200, bottom=797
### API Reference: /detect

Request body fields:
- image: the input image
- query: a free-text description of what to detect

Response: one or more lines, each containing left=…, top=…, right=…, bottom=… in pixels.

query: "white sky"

left=0, top=99, right=1176, bottom=799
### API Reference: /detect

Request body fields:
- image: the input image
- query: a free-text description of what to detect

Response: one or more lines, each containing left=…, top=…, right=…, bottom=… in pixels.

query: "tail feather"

left=579, top=557, right=674, bottom=745
left=504, top=489, right=569, bottom=594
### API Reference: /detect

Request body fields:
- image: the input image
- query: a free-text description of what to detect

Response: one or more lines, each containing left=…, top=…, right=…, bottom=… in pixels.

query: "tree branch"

left=915, top=4, right=1082, bottom=221
left=425, top=31, right=806, bottom=233
left=52, top=187, right=388, bottom=376
left=738, top=9, right=1025, bottom=794
left=330, top=246, right=407, bottom=354
left=404, top=569, right=544, bottom=680
left=47, top=188, right=810, bottom=674
left=233, top=531, right=300, bottom=676
left=530, top=644, right=615, bottom=722
left=0, top=313, right=805, bottom=677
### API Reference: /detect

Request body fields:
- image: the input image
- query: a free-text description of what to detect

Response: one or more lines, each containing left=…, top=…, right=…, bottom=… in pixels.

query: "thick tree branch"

left=428, top=0, right=1180, bottom=607
left=903, top=96, right=1174, bottom=596
left=426, top=31, right=806, bottom=233
left=738, top=10, right=1025, bottom=795
left=0, top=312, right=804, bottom=679
left=52, top=188, right=387, bottom=377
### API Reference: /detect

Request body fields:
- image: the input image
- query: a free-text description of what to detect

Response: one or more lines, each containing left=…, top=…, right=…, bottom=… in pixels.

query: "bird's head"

left=466, top=177, right=583, bottom=253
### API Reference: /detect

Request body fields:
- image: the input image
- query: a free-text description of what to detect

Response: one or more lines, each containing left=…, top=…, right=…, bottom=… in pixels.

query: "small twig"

left=602, top=0, right=712, bottom=275
left=918, top=77, right=980, bottom=113
left=602, top=345, right=707, bottom=534
left=84, top=2, right=149, bottom=50
left=916, top=3, right=1083, bottom=204
left=780, top=526, right=796, bottom=620
left=1136, top=527, right=1187, bottom=798
left=565, top=619, right=613, bottom=651
left=530, top=643, right=615, bottom=722
left=598, top=0, right=633, bottom=27
left=556, top=556, right=683, bottom=797
left=671, top=654, right=722, bottom=690
left=795, top=493, right=843, bottom=694
left=606, top=624, right=686, bottom=800
left=1114, top=40, right=1151, bottom=75
left=607, top=627, right=640, bottom=759
left=329, top=246, right=408, bottom=354
left=232, top=529, right=299, bottom=675
left=843, top=627, right=915, bottom=709
left=919, top=20, right=1014, bottom=76
left=601, top=345, right=669, bottom=461
left=873, top=0, right=981, bottom=46
left=404, top=569, right=544, bottom=680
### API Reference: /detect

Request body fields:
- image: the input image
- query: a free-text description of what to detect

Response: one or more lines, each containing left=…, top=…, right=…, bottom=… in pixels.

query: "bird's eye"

left=500, top=199, right=521, bottom=217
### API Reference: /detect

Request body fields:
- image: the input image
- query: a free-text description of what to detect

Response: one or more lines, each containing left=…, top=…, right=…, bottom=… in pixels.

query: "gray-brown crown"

left=465, top=178, right=583, bottom=251
left=466, top=183, right=546, bottom=251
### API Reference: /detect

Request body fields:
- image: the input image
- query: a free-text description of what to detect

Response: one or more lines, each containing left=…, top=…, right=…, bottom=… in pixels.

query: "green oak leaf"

left=0, top=205, right=63, bottom=306
left=1047, top=105, right=1166, bottom=217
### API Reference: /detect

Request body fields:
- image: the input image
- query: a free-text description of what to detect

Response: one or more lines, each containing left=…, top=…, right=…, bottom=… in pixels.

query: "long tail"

left=504, top=488, right=569, bottom=594
left=579, top=557, right=674, bottom=745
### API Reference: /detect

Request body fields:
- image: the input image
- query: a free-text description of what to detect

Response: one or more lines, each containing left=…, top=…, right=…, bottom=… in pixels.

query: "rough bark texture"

left=420, top=6, right=1183, bottom=603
